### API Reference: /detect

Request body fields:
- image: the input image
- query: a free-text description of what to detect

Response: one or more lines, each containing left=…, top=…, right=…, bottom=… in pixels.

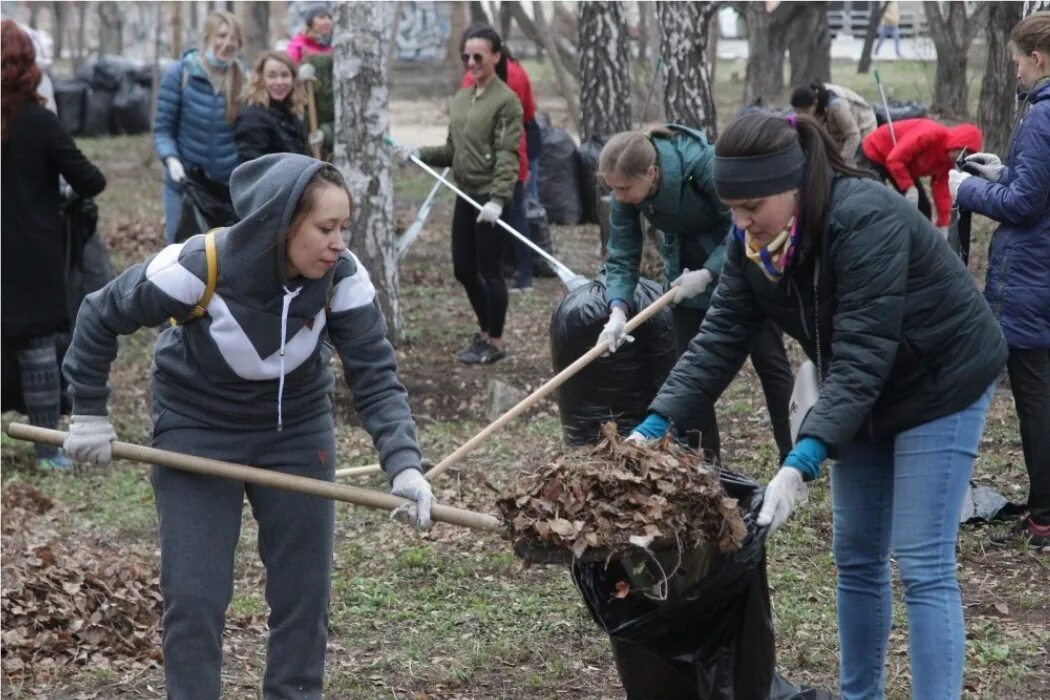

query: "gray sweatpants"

left=150, top=407, right=336, bottom=700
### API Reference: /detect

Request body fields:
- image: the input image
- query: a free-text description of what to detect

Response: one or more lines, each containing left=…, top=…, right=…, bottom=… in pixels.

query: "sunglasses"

left=460, top=52, right=487, bottom=65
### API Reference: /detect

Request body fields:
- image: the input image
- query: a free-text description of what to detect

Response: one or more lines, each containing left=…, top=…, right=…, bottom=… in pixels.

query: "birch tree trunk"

left=924, top=1, right=988, bottom=119
left=332, top=1, right=403, bottom=344
left=977, top=1, right=1025, bottom=156
left=659, top=1, right=719, bottom=138
left=578, top=2, right=631, bottom=142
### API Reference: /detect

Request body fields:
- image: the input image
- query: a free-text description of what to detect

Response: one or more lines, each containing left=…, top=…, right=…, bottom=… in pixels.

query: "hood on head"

left=220, top=153, right=325, bottom=298
left=946, top=124, right=983, bottom=153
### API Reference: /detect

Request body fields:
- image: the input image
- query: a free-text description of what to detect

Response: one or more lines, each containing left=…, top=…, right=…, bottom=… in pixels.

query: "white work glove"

left=308, top=130, right=325, bottom=148
left=63, top=415, right=117, bottom=467
left=903, top=186, right=919, bottom=207
left=392, top=143, right=419, bottom=165
left=476, top=201, right=503, bottom=224
left=671, top=268, right=715, bottom=304
left=625, top=432, right=646, bottom=443
left=948, top=168, right=971, bottom=200
left=756, top=467, right=808, bottom=535
left=297, top=62, right=316, bottom=82
left=390, top=468, right=434, bottom=530
left=165, top=157, right=185, bottom=184
left=962, top=152, right=1004, bottom=181
left=595, top=306, right=634, bottom=355
left=935, top=225, right=949, bottom=240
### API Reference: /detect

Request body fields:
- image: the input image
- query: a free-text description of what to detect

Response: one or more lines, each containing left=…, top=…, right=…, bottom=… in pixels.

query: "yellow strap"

left=170, top=229, right=220, bottom=326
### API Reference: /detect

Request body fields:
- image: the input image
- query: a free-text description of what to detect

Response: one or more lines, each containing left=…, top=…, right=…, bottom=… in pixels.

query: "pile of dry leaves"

left=1, top=483, right=163, bottom=683
left=497, top=423, right=748, bottom=562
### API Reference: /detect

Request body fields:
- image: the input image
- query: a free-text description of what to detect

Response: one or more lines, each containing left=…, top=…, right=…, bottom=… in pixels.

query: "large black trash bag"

left=81, top=88, right=114, bottom=138
left=872, top=98, right=927, bottom=126
left=174, top=167, right=237, bottom=243
left=573, top=470, right=839, bottom=700
left=112, top=78, right=151, bottom=135
left=74, top=55, right=139, bottom=92
left=577, top=136, right=608, bottom=225
left=537, top=113, right=583, bottom=225
left=526, top=198, right=557, bottom=278
left=550, top=276, right=676, bottom=445
left=54, top=79, right=89, bottom=135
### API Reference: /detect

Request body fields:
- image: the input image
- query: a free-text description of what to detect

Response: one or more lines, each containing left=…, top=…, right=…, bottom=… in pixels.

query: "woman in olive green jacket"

left=595, top=126, right=794, bottom=462
left=396, top=27, right=522, bottom=365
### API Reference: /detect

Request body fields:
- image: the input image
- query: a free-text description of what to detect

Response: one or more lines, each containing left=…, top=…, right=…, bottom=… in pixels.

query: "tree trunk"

left=74, top=2, right=88, bottom=68
left=977, top=2, right=1025, bottom=156
left=332, top=1, right=403, bottom=344
left=508, top=2, right=579, bottom=80
left=236, top=1, right=270, bottom=65
left=386, top=1, right=403, bottom=70
left=532, top=1, right=580, bottom=133
left=786, top=2, right=831, bottom=86
left=857, top=1, right=888, bottom=74
left=171, top=1, right=183, bottom=59
left=1025, top=1, right=1050, bottom=15
left=446, top=1, right=468, bottom=65
left=658, top=1, right=719, bottom=139
left=924, top=1, right=988, bottom=119
left=469, top=1, right=489, bottom=26
left=51, top=2, right=68, bottom=60
left=741, top=2, right=788, bottom=105
left=98, top=1, right=124, bottom=56
left=578, top=2, right=631, bottom=142
left=498, top=2, right=514, bottom=39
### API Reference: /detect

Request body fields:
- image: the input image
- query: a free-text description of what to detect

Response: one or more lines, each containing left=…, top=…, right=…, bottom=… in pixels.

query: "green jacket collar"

left=644, top=137, right=684, bottom=215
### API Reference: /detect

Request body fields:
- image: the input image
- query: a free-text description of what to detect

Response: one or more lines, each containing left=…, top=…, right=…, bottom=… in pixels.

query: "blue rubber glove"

left=783, top=436, right=828, bottom=481
left=628, top=413, right=669, bottom=441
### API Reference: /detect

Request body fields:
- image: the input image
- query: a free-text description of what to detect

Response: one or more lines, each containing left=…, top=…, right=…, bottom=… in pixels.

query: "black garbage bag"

left=573, top=470, right=839, bottom=700
left=112, top=77, right=151, bottom=135
left=174, top=167, right=237, bottom=243
left=577, top=136, right=608, bottom=225
left=526, top=200, right=557, bottom=278
left=75, top=55, right=139, bottom=92
left=81, top=88, right=114, bottom=138
left=873, top=98, right=927, bottom=126
left=550, top=276, right=676, bottom=445
left=54, top=79, right=89, bottom=135
left=537, top=113, right=583, bottom=225
left=946, top=206, right=972, bottom=266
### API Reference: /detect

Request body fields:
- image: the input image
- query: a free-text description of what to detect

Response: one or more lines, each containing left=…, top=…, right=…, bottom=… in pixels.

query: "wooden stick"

left=5, top=424, right=501, bottom=533
left=306, top=79, right=322, bottom=159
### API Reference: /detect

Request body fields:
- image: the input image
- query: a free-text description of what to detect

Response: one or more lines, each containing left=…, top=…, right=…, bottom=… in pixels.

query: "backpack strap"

left=170, top=228, right=220, bottom=326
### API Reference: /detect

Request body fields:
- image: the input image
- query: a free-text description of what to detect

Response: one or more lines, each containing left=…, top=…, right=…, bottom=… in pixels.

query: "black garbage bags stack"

left=550, top=277, right=676, bottom=446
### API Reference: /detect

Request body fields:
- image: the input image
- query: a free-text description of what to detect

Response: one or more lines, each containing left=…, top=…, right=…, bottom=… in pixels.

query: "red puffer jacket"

left=862, top=118, right=983, bottom=226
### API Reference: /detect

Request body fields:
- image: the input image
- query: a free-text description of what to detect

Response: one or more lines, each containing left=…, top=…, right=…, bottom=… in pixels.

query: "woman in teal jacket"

left=595, top=125, right=794, bottom=462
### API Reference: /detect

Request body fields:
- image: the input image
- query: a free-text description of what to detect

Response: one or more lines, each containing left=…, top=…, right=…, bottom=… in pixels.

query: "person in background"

left=285, top=3, right=333, bottom=64
left=287, top=5, right=335, bottom=160
left=790, top=82, right=877, bottom=164
left=596, top=126, right=794, bottom=464
left=235, top=51, right=320, bottom=163
left=633, top=112, right=1006, bottom=699
left=61, top=155, right=434, bottom=698
left=154, top=10, right=245, bottom=243
left=394, top=26, right=522, bottom=365
left=950, top=10, right=1050, bottom=549
left=860, top=117, right=983, bottom=237
left=1, top=20, right=106, bottom=470
left=874, top=1, right=903, bottom=58
left=460, top=25, right=537, bottom=293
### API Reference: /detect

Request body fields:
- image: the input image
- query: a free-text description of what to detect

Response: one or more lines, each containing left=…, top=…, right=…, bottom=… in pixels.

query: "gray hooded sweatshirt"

left=63, top=153, right=421, bottom=479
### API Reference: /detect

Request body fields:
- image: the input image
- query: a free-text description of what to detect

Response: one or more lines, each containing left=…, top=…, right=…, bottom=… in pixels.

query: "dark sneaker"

left=456, top=333, right=486, bottom=363
left=459, top=339, right=506, bottom=365
left=990, top=518, right=1050, bottom=549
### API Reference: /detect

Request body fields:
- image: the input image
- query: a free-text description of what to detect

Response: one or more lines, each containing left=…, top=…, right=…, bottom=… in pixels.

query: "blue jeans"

left=831, top=382, right=995, bottom=700
left=508, top=181, right=532, bottom=287
left=162, top=177, right=182, bottom=245
left=874, top=25, right=901, bottom=57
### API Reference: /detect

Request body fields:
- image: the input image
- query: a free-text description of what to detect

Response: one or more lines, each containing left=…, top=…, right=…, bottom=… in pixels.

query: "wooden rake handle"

left=306, top=80, right=322, bottom=159
left=5, top=423, right=501, bottom=533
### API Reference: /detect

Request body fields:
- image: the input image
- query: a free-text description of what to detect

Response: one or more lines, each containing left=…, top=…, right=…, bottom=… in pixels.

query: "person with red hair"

left=1, top=19, right=106, bottom=470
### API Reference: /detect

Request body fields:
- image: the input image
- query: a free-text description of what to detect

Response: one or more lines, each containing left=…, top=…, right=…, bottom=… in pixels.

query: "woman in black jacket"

left=632, top=113, right=1006, bottom=699
left=1, top=19, right=106, bottom=470
left=234, top=50, right=316, bottom=162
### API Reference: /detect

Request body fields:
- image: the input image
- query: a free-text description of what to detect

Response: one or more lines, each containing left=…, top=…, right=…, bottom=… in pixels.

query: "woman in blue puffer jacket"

left=951, top=11, right=1050, bottom=548
left=153, top=10, right=245, bottom=243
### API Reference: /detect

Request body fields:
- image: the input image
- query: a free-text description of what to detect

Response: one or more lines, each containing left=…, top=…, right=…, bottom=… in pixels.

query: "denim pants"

left=162, top=178, right=182, bottom=244
left=831, top=383, right=995, bottom=700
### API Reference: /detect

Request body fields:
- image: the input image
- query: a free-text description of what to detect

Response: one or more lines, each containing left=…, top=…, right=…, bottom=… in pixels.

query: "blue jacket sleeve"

left=153, top=64, right=183, bottom=163
left=957, top=107, right=1050, bottom=227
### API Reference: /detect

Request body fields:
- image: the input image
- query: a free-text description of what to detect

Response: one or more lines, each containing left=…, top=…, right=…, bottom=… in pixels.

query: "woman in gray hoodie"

left=60, top=154, right=433, bottom=699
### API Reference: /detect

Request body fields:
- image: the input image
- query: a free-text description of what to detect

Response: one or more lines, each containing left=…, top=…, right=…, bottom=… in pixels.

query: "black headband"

left=713, top=141, right=807, bottom=200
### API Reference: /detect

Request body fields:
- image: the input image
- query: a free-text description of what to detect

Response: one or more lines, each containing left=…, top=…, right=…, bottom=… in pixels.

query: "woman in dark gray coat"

left=630, top=113, right=1006, bottom=700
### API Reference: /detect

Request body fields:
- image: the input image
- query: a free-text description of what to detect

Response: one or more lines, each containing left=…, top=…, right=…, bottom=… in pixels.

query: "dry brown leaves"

left=1, top=483, right=163, bottom=683
left=496, top=423, right=747, bottom=562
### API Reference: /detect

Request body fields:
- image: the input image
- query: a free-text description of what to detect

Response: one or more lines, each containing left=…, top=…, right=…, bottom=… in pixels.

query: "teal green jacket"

left=605, top=125, right=732, bottom=312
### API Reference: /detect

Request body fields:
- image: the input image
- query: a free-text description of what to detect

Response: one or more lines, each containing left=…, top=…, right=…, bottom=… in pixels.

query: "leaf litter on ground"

left=496, top=423, right=748, bottom=569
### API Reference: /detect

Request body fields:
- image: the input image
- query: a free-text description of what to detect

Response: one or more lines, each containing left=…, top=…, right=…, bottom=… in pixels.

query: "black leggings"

left=451, top=194, right=508, bottom=339
left=672, top=308, right=795, bottom=463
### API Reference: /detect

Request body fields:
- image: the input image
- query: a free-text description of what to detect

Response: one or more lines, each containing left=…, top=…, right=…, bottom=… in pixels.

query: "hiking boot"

left=459, top=339, right=507, bottom=365
left=989, top=517, right=1050, bottom=549
left=36, top=450, right=75, bottom=472
left=455, top=333, right=486, bottom=363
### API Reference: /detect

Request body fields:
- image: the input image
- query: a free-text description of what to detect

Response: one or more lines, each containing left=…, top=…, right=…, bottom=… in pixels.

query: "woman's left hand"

left=390, top=468, right=434, bottom=530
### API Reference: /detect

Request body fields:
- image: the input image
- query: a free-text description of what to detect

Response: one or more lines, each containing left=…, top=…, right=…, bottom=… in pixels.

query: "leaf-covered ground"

left=3, top=57, right=1048, bottom=699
